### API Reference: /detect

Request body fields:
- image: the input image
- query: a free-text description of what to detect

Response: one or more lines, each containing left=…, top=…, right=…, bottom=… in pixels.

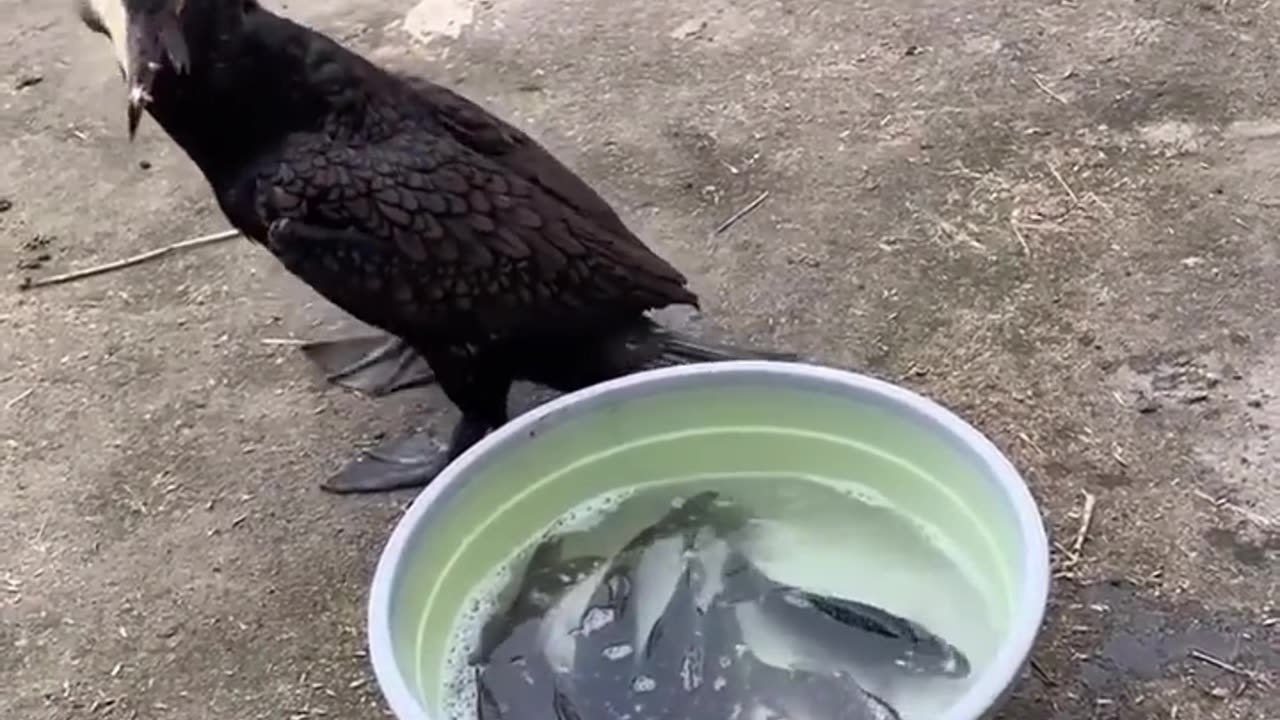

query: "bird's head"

left=76, top=0, right=194, bottom=139
left=77, top=0, right=255, bottom=140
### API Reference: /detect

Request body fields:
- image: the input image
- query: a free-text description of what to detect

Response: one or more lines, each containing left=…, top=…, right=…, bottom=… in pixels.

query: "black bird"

left=76, top=0, right=793, bottom=494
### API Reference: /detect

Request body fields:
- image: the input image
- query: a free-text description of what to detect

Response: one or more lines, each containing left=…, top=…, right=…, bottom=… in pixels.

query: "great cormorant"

left=75, top=0, right=792, bottom=493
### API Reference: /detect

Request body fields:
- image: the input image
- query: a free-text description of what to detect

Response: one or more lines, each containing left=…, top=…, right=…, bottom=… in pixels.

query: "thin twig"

left=1046, top=162, right=1081, bottom=206
left=1188, top=649, right=1257, bottom=679
left=1030, top=658, right=1058, bottom=686
left=714, top=191, right=770, bottom=235
left=1071, top=491, right=1097, bottom=557
left=18, top=229, right=241, bottom=290
left=5, top=387, right=34, bottom=410
left=260, top=338, right=312, bottom=347
left=1030, top=73, right=1068, bottom=104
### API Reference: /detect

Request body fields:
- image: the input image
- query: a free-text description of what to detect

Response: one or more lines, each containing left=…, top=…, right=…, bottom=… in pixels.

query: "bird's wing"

left=253, top=134, right=695, bottom=343
left=398, top=77, right=640, bottom=247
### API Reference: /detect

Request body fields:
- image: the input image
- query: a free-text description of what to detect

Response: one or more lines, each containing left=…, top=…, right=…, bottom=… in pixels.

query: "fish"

left=475, top=666, right=502, bottom=720
left=474, top=619, right=561, bottom=720
left=475, top=541, right=617, bottom=720
left=800, top=593, right=970, bottom=678
left=478, top=489, right=744, bottom=666
left=692, top=538, right=906, bottom=720
left=473, top=489, right=968, bottom=720
left=565, top=561, right=706, bottom=720
left=562, top=495, right=718, bottom=712
left=476, top=644, right=595, bottom=720
left=613, top=491, right=749, bottom=555
left=472, top=535, right=607, bottom=665
left=565, top=491, right=748, bottom=666
left=720, top=550, right=972, bottom=681
left=730, top=661, right=902, bottom=720
left=560, top=493, right=902, bottom=720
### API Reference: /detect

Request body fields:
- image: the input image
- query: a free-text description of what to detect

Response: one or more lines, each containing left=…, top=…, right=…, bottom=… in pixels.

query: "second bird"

left=76, top=0, right=792, bottom=494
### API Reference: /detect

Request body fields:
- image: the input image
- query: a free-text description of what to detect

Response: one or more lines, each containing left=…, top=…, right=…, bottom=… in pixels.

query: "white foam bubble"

left=603, top=642, right=634, bottom=660
left=631, top=674, right=657, bottom=693
left=578, top=606, right=616, bottom=635
left=544, top=487, right=636, bottom=536
left=829, top=480, right=893, bottom=509
left=439, top=670, right=476, bottom=720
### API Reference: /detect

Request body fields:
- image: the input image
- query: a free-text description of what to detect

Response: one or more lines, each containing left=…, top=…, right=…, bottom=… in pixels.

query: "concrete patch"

left=1224, top=119, right=1280, bottom=141
left=403, top=0, right=475, bottom=43
left=1137, top=120, right=1208, bottom=157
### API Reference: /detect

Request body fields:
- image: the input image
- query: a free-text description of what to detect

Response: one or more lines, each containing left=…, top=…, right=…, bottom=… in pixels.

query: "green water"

left=440, top=473, right=1003, bottom=720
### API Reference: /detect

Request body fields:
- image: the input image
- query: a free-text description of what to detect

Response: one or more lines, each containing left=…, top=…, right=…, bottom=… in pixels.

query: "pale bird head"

left=75, top=0, right=192, bottom=139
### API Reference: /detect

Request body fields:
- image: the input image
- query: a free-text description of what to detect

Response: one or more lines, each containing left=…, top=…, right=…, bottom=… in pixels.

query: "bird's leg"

left=299, top=333, right=437, bottom=397
left=319, top=352, right=510, bottom=494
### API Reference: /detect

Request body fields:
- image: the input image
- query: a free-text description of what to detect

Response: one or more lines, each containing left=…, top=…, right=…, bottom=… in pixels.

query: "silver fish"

left=474, top=620, right=560, bottom=720
left=472, top=534, right=606, bottom=665
left=474, top=490, right=956, bottom=720
left=562, top=493, right=902, bottom=720
left=721, top=550, right=971, bottom=681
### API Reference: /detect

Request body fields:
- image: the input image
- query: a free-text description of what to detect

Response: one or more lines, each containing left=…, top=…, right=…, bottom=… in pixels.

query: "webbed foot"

left=299, top=334, right=435, bottom=397
left=320, top=416, right=494, bottom=494
left=321, top=431, right=450, bottom=494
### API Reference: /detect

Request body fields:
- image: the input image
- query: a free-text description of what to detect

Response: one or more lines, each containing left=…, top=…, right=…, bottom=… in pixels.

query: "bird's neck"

left=142, top=6, right=388, bottom=186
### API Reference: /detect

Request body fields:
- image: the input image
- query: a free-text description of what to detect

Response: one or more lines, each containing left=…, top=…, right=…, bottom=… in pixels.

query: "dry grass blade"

left=1010, top=220, right=1031, bottom=256
left=1071, top=491, right=1097, bottom=558
left=1030, top=73, right=1069, bottom=104
left=1046, top=162, right=1081, bottom=206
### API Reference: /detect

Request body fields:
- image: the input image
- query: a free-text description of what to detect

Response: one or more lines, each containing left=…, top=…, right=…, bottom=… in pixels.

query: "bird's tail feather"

left=652, top=328, right=798, bottom=364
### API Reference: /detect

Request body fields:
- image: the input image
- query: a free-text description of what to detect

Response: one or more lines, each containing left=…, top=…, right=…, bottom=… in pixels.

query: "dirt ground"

left=2, top=0, right=1277, bottom=718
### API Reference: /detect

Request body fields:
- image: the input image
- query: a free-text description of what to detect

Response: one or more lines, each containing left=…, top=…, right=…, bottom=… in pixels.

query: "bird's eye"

left=75, top=0, right=110, bottom=36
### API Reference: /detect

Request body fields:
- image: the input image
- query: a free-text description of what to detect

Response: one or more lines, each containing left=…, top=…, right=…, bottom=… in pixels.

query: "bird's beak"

left=123, top=12, right=182, bottom=141
left=76, top=0, right=189, bottom=141
left=127, top=95, right=145, bottom=140
left=125, top=52, right=157, bottom=141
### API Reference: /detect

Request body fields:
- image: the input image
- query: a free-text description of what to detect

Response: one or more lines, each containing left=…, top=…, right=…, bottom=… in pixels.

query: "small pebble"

left=139, top=160, right=153, bottom=170
left=0, top=198, right=12, bottom=213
